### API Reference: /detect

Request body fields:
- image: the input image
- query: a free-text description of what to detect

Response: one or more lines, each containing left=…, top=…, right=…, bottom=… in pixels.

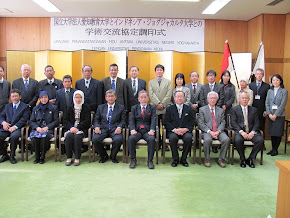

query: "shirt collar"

left=209, top=82, right=215, bottom=86
left=176, top=103, right=183, bottom=109
left=85, top=78, right=91, bottom=83
left=191, top=83, right=197, bottom=86
left=13, top=101, right=21, bottom=108
left=107, top=103, right=115, bottom=110
left=140, top=103, right=147, bottom=108
left=208, top=105, right=215, bottom=110
left=0, top=78, right=3, bottom=83
left=110, top=77, right=117, bottom=82
left=131, top=78, right=138, bottom=82
left=47, top=78, right=54, bottom=84
left=65, top=88, right=70, bottom=92
left=22, top=77, right=29, bottom=82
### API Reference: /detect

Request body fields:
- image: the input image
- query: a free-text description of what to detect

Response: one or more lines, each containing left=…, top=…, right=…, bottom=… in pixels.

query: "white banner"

left=51, top=17, right=205, bottom=52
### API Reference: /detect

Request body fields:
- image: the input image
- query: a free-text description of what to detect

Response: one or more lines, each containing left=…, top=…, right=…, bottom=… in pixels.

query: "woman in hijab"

left=63, top=90, right=91, bottom=166
left=30, top=91, right=59, bottom=164
left=235, top=77, right=253, bottom=106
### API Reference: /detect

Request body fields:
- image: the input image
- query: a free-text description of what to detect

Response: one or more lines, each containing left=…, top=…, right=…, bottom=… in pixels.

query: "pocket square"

left=148, top=113, right=151, bottom=115
left=185, top=113, right=188, bottom=116
left=49, top=111, right=52, bottom=113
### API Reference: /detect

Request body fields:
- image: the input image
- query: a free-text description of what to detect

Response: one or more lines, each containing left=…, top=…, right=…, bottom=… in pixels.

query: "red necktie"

left=211, top=108, right=217, bottom=132
left=193, top=84, right=196, bottom=94
left=140, top=106, right=145, bottom=129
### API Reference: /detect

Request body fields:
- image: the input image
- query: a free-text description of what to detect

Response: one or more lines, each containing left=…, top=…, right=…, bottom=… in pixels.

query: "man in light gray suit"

left=185, top=71, right=202, bottom=116
left=0, top=65, right=10, bottom=113
left=198, top=91, right=230, bottom=168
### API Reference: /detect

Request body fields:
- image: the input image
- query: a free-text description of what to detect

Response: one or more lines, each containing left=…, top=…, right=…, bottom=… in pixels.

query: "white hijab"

left=73, top=90, right=84, bottom=110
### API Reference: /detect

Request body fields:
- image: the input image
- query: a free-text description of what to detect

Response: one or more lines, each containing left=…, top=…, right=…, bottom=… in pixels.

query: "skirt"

left=268, top=116, right=285, bottom=137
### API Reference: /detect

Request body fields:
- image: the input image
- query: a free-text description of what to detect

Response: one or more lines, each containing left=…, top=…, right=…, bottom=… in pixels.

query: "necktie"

left=13, top=105, right=17, bottom=117
left=108, top=106, right=113, bottom=130
left=140, top=106, right=146, bottom=129
left=157, top=78, right=161, bottom=86
left=211, top=108, right=217, bottom=132
left=65, top=90, right=70, bottom=108
left=210, top=84, right=214, bottom=91
left=193, top=84, right=196, bottom=94
left=178, top=107, right=182, bottom=118
left=111, top=80, right=116, bottom=91
left=132, top=80, right=137, bottom=96
left=257, top=82, right=261, bottom=94
left=24, top=80, right=28, bottom=90
left=49, top=81, right=52, bottom=85
left=243, top=107, right=249, bottom=133
left=85, top=80, right=89, bottom=88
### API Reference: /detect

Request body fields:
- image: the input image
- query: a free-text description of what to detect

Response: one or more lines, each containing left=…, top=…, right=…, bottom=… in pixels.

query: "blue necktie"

left=49, top=81, right=52, bottom=85
left=157, top=78, right=161, bottom=86
left=108, top=106, right=113, bottom=130
left=85, top=80, right=89, bottom=88
left=12, top=105, right=17, bottom=117
left=111, top=80, right=116, bottom=91
left=24, top=80, right=28, bottom=90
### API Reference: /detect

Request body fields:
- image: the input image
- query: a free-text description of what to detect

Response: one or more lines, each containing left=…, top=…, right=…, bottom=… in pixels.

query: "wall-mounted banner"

left=51, top=17, right=205, bottom=52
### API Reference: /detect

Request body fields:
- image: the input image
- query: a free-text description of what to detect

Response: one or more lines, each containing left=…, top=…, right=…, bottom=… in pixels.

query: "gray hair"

left=174, top=90, right=185, bottom=97
left=238, top=90, right=250, bottom=99
left=105, top=89, right=116, bottom=97
left=190, top=71, right=199, bottom=77
left=207, top=91, right=219, bottom=99
left=21, top=64, right=31, bottom=72
left=138, top=90, right=148, bottom=97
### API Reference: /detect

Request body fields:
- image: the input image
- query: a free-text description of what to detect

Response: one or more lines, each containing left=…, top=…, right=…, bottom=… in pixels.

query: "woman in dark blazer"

left=266, top=74, right=288, bottom=156
left=30, top=91, right=59, bottom=164
left=220, top=70, right=236, bottom=127
left=63, top=90, right=91, bottom=166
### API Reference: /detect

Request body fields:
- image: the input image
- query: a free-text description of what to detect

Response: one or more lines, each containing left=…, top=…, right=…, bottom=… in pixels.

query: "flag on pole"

left=251, top=42, right=265, bottom=81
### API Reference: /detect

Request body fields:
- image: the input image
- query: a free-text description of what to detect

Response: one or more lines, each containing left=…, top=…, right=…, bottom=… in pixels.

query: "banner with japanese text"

left=51, top=17, right=205, bottom=52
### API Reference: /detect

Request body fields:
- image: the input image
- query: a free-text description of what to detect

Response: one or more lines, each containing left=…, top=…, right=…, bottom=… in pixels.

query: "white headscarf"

left=239, top=77, right=249, bottom=85
left=73, top=90, right=84, bottom=110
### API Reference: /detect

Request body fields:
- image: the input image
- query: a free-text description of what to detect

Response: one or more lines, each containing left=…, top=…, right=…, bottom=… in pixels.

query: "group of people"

left=0, top=63, right=287, bottom=169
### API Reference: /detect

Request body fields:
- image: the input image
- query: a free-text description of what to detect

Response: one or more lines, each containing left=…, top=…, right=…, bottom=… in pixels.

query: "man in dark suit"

left=0, top=65, right=10, bottom=113
left=164, top=91, right=195, bottom=167
left=231, top=91, right=264, bottom=168
left=92, top=89, right=126, bottom=163
left=125, top=66, right=146, bottom=112
left=198, top=91, right=230, bottom=168
left=185, top=71, right=202, bottom=116
left=102, top=63, right=128, bottom=111
left=75, top=65, right=103, bottom=112
left=199, top=70, right=225, bottom=153
left=249, top=68, right=270, bottom=135
left=0, top=89, right=30, bottom=164
left=38, top=65, right=63, bottom=105
left=55, top=75, right=76, bottom=116
left=12, top=64, right=38, bottom=109
left=128, top=90, right=156, bottom=169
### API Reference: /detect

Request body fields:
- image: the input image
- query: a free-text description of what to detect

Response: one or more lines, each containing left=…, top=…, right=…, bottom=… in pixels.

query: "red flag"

left=220, top=41, right=231, bottom=77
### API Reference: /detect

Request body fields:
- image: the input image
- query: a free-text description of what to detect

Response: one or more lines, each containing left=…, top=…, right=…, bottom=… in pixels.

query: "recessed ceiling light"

left=32, top=0, right=61, bottom=12
left=202, top=0, right=231, bottom=14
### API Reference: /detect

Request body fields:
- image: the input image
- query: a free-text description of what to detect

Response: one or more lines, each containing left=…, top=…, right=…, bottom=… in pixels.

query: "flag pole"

left=226, top=40, right=239, bottom=89
left=249, top=42, right=263, bottom=81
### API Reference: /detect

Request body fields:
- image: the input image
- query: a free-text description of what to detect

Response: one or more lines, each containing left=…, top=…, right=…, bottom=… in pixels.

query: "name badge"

left=255, top=95, right=261, bottom=100
left=272, top=105, right=278, bottom=110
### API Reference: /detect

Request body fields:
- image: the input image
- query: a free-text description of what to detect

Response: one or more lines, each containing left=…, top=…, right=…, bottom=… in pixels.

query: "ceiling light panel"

left=32, top=0, right=61, bottom=12
left=202, top=0, right=231, bottom=14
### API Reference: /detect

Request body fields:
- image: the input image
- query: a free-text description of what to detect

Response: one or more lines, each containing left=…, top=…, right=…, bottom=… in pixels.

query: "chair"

left=24, top=111, right=62, bottom=162
left=125, top=112, right=159, bottom=164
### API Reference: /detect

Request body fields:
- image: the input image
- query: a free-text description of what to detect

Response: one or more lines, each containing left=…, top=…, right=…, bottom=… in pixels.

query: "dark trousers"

left=168, top=132, right=192, bottom=161
left=157, top=114, right=163, bottom=147
left=65, top=132, right=83, bottom=159
left=32, top=136, right=50, bottom=160
left=92, top=129, right=123, bottom=159
left=258, top=114, right=266, bottom=136
left=129, top=128, right=155, bottom=161
left=234, top=133, right=264, bottom=160
left=0, top=130, right=21, bottom=157
left=271, top=136, right=282, bottom=151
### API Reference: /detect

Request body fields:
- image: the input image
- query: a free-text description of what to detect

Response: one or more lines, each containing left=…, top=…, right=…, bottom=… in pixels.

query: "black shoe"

left=39, top=159, right=45, bottom=164
left=105, top=145, right=110, bottom=150
left=18, top=149, right=21, bottom=154
left=271, top=150, right=278, bottom=156
left=99, top=156, right=108, bottom=163
left=212, top=147, right=218, bottom=153
left=81, top=147, right=88, bottom=153
left=263, top=146, right=266, bottom=150
left=165, top=146, right=170, bottom=152
left=111, top=158, right=119, bottom=164
left=0, top=154, right=10, bottom=163
left=240, top=160, right=246, bottom=168
left=246, top=158, right=255, bottom=168
left=34, top=159, right=40, bottom=164
left=180, top=159, right=189, bottom=167
left=129, top=159, right=137, bottom=169
left=267, top=150, right=273, bottom=155
left=10, top=157, right=17, bottom=164
left=171, top=160, right=179, bottom=167
left=148, top=160, right=154, bottom=169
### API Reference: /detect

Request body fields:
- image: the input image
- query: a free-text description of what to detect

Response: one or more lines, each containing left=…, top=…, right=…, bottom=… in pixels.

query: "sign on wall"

left=51, top=17, right=205, bottom=52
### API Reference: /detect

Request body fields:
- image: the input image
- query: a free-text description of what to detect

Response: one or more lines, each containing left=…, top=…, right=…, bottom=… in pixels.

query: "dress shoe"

left=99, top=156, right=108, bottom=163
left=180, top=159, right=189, bottom=167
left=111, top=159, right=119, bottom=163
left=240, top=160, right=246, bottom=168
left=204, top=159, right=211, bottom=167
left=81, top=147, right=88, bottom=153
left=65, top=160, right=72, bottom=166
left=10, top=157, right=17, bottom=164
left=74, top=159, right=80, bottom=166
left=171, top=160, right=179, bottom=167
left=165, top=145, right=170, bottom=152
left=271, top=150, right=278, bottom=156
left=129, top=159, right=137, bottom=169
left=39, top=159, right=45, bottom=164
left=148, top=161, right=154, bottom=169
left=212, top=147, right=218, bottom=153
left=34, top=159, right=40, bottom=164
left=217, top=159, right=226, bottom=168
left=0, top=154, right=10, bottom=163
left=18, top=149, right=22, bottom=154
left=246, top=158, right=255, bottom=168
left=105, top=145, right=110, bottom=150
left=267, top=150, right=273, bottom=155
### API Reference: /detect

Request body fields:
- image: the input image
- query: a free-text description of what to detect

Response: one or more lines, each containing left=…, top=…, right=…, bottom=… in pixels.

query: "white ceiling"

left=0, top=0, right=289, bottom=21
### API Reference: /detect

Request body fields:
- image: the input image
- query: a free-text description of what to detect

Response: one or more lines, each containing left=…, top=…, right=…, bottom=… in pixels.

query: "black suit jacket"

left=63, top=104, right=91, bottom=137
left=199, top=83, right=225, bottom=108
left=55, top=88, right=76, bottom=115
left=75, top=78, right=103, bottom=112
left=125, top=78, right=146, bottom=112
left=164, top=104, right=195, bottom=134
left=230, top=105, right=260, bottom=133
left=38, top=78, right=63, bottom=100
left=93, top=103, right=126, bottom=132
left=249, top=81, right=270, bottom=115
left=12, top=78, right=38, bottom=108
left=129, top=104, right=156, bottom=132
left=102, top=77, right=128, bottom=110
left=0, top=79, right=10, bottom=111
left=0, top=101, right=30, bottom=131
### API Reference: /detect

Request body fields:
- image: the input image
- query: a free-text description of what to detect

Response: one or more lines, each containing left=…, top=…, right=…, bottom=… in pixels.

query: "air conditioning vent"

left=267, top=0, right=284, bottom=6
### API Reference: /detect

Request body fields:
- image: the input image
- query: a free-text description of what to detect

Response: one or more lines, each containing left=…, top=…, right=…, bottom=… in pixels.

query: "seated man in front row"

left=198, top=91, right=230, bottom=168
left=129, top=90, right=156, bottom=169
left=0, top=89, right=30, bottom=164
left=164, top=91, right=195, bottom=167
left=230, top=91, right=264, bottom=168
left=92, top=89, right=126, bottom=163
